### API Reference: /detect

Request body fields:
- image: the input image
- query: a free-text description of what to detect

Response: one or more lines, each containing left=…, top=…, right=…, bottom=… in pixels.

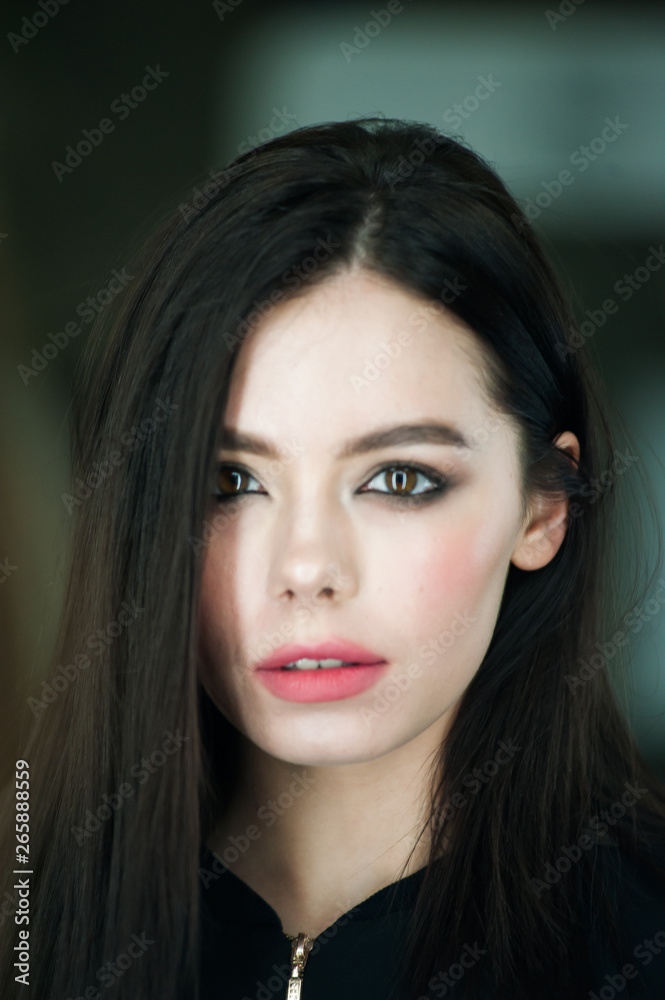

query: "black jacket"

left=198, top=843, right=665, bottom=999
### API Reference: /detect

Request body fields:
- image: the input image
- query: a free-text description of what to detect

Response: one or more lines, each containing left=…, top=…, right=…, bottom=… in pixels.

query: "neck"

left=206, top=716, right=448, bottom=938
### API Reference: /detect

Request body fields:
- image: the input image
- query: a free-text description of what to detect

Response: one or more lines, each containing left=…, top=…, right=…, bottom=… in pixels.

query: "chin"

left=253, top=717, right=413, bottom=768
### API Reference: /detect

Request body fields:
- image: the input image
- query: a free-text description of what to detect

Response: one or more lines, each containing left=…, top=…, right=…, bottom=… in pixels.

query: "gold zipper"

left=284, top=931, right=313, bottom=999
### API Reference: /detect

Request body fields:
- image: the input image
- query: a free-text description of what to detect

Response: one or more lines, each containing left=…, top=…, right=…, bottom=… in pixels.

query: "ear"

left=510, top=431, right=580, bottom=571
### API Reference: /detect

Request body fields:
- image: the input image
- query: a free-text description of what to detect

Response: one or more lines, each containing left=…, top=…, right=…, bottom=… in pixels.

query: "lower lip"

left=255, top=663, right=389, bottom=702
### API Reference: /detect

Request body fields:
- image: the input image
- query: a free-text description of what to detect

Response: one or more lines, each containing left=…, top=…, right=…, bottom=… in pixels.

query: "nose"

left=266, top=496, right=358, bottom=606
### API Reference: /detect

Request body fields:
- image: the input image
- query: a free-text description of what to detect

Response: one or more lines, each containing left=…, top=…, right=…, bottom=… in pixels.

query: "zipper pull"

left=285, top=932, right=313, bottom=999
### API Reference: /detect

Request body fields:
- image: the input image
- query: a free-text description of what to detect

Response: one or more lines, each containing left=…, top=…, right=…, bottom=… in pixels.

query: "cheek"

left=391, top=499, right=516, bottom=643
left=198, top=526, right=249, bottom=625
left=197, top=532, right=265, bottom=677
left=442, top=520, right=507, bottom=591
left=198, top=552, right=223, bottom=633
left=197, top=543, right=238, bottom=672
left=421, top=534, right=481, bottom=603
left=392, top=523, right=511, bottom=706
left=197, top=544, right=252, bottom=719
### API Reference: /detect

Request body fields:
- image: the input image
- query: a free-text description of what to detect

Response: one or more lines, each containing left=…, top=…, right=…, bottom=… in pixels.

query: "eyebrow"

left=218, top=422, right=472, bottom=459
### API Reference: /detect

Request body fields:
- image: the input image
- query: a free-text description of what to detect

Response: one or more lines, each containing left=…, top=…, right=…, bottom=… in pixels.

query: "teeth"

left=281, top=658, right=355, bottom=671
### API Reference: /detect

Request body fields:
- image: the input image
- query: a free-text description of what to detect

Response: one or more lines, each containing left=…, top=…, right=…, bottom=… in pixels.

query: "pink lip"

left=254, top=639, right=386, bottom=671
left=253, top=639, right=389, bottom=703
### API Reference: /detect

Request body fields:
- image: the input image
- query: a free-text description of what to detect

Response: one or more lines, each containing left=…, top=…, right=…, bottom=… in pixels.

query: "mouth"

left=255, top=639, right=387, bottom=672
left=254, top=658, right=390, bottom=703
left=253, top=640, right=389, bottom=703
left=279, top=658, right=367, bottom=671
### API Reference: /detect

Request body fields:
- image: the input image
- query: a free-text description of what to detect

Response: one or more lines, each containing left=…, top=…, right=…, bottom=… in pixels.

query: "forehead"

left=223, top=269, right=496, bottom=444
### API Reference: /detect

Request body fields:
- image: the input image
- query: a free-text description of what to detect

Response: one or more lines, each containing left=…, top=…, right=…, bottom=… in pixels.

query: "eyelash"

left=211, top=461, right=449, bottom=507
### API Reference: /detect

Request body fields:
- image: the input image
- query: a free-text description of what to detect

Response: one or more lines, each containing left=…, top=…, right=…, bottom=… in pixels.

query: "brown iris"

left=217, top=467, right=249, bottom=496
left=386, top=467, right=418, bottom=495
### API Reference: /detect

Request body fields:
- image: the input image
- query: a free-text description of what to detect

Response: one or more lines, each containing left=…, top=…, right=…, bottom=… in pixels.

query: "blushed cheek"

left=410, top=518, right=511, bottom=643
left=402, top=526, right=510, bottom=704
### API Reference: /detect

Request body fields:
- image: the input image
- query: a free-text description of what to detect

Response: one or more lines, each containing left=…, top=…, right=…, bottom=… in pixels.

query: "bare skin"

left=198, top=268, right=579, bottom=938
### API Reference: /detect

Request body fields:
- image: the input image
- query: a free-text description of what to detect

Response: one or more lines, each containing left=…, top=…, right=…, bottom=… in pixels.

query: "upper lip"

left=255, top=639, right=387, bottom=671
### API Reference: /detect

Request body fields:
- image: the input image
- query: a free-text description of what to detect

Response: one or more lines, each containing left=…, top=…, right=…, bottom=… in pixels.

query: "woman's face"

left=197, top=268, right=571, bottom=766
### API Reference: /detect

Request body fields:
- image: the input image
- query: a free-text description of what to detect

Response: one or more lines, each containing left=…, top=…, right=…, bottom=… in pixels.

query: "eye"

left=359, top=463, right=449, bottom=505
left=212, top=464, right=265, bottom=502
left=211, top=461, right=450, bottom=506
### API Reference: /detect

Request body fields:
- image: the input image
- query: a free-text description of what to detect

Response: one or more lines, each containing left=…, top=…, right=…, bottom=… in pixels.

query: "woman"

left=1, top=117, right=665, bottom=1000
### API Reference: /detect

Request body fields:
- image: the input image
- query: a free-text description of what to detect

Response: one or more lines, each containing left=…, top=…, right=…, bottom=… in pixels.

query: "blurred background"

left=1, top=0, right=664, bottom=785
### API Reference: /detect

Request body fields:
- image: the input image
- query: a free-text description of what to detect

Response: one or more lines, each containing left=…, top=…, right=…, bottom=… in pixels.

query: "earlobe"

left=510, top=431, right=580, bottom=571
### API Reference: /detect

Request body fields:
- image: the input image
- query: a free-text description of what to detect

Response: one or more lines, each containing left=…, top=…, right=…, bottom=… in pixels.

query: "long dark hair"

left=2, top=116, right=665, bottom=1000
